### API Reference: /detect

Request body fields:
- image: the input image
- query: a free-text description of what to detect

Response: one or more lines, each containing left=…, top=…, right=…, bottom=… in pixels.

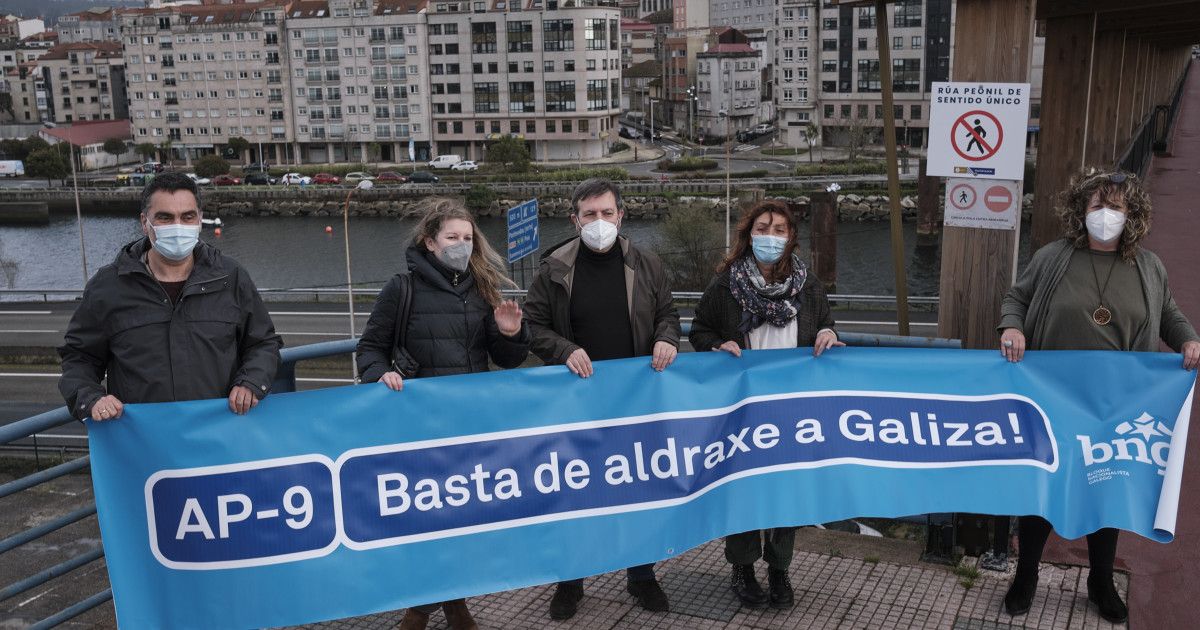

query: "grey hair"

left=140, top=172, right=202, bottom=216
left=570, top=178, right=622, bottom=214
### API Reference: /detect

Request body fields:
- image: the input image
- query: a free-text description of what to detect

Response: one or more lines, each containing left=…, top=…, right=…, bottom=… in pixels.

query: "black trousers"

left=1016, top=516, right=1119, bottom=576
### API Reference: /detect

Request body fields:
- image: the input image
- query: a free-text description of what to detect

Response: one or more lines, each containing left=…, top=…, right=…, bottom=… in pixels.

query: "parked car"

left=212, top=174, right=241, bottom=186
left=185, top=173, right=211, bottom=185
left=406, top=171, right=440, bottom=184
left=450, top=160, right=478, bottom=172
left=375, top=171, right=408, bottom=183
left=311, top=172, right=341, bottom=185
left=752, top=123, right=776, bottom=136
left=618, top=127, right=641, bottom=140
left=244, top=171, right=275, bottom=185
left=136, top=161, right=164, bottom=173
left=279, top=172, right=312, bottom=185
left=244, top=162, right=271, bottom=172
left=427, top=154, right=462, bottom=169
left=117, top=173, right=155, bottom=187
left=344, top=171, right=375, bottom=183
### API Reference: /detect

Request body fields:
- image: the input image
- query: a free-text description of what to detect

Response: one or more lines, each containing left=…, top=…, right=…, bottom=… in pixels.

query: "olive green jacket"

left=998, top=239, right=1199, bottom=351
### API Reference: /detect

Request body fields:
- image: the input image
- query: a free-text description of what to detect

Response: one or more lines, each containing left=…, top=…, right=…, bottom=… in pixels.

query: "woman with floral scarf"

left=690, top=199, right=842, bottom=611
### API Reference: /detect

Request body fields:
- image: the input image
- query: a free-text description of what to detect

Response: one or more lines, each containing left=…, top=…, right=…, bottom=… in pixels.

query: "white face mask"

left=150, top=223, right=201, bottom=261
left=1085, top=207, right=1126, bottom=245
left=579, top=218, right=619, bottom=252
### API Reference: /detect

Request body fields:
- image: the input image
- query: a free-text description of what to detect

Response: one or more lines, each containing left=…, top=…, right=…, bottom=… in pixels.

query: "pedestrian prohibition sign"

left=952, top=111, right=1003, bottom=162
left=943, top=178, right=1022, bottom=231
left=926, top=82, right=1030, bottom=181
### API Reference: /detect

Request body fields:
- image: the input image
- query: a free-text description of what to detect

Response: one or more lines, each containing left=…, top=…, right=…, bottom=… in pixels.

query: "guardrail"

left=1, top=330, right=957, bottom=627
left=0, top=287, right=938, bottom=308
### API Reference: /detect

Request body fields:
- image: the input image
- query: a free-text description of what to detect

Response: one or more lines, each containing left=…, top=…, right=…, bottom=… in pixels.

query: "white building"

left=695, top=28, right=761, bottom=139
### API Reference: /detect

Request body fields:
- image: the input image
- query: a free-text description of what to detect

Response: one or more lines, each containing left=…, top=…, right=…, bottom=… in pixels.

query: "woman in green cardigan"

left=998, top=168, right=1200, bottom=624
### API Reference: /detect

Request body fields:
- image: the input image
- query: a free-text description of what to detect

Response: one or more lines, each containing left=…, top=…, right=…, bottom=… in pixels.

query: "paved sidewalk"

left=298, top=532, right=1127, bottom=630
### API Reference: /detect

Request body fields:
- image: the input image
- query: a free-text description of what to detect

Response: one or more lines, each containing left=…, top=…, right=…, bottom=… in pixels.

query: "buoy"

left=325, top=226, right=333, bottom=234
left=214, top=228, right=222, bottom=237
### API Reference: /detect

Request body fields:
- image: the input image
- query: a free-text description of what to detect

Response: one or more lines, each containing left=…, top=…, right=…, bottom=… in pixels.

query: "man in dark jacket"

left=524, top=178, right=681, bottom=620
left=59, top=172, right=282, bottom=422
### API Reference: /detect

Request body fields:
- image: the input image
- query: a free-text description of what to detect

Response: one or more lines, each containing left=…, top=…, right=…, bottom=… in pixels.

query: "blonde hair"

left=1058, top=167, right=1152, bottom=263
left=410, top=197, right=515, bottom=306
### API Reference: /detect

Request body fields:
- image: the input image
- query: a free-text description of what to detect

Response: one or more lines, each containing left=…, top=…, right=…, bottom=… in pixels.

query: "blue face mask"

left=151, top=224, right=201, bottom=261
left=750, top=234, right=788, bottom=264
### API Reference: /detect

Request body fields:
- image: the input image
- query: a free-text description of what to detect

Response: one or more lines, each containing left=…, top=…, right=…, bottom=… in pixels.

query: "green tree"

left=135, top=142, right=158, bottom=161
left=23, top=135, right=50, bottom=154
left=803, top=123, right=819, bottom=164
left=367, top=142, right=382, bottom=167
left=464, top=184, right=497, bottom=211
left=157, top=139, right=174, bottom=164
left=0, top=93, right=14, bottom=121
left=194, top=154, right=230, bottom=178
left=226, top=136, right=251, bottom=163
left=656, top=201, right=725, bottom=291
left=0, top=138, right=28, bottom=161
left=102, top=137, right=128, bottom=159
left=25, top=147, right=69, bottom=184
left=485, top=136, right=531, bottom=171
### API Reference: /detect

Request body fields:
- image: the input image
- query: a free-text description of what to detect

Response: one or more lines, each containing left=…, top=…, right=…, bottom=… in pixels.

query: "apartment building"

left=773, top=0, right=816, bottom=147
left=423, top=0, right=623, bottom=161
left=813, top=0, right=951, bottom=149
left=121, top=1, right=292, bottom=163
left=695, top=28, right=761, bottom=139
left=57, top=8, right=125, bottom=44
left=621, top=17, right=656, bottom=69
left=5, top=63, right=48, bottom=122
left=282, top=0, right=431, bottom=164
left=38, top=42, right=127, bottom=124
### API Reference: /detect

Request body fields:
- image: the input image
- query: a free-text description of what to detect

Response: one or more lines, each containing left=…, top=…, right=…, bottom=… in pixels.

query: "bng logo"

left=1077, top=413, right=1172, bottom=478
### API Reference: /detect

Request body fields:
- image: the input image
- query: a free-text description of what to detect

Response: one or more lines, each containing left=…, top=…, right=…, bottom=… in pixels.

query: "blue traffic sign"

left=506, top=199, right=540, bottom=263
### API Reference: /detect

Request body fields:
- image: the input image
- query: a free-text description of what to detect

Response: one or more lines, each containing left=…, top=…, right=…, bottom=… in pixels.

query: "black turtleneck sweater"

left=569, top=243, right=634, bottom=360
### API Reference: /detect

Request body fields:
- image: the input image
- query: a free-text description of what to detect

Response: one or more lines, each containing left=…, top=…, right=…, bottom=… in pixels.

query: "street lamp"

left=685, top=85, right=698, bottom=144
left=719, top=109, right=731, bottom=252
left=649, top=98, right=659, bottom=143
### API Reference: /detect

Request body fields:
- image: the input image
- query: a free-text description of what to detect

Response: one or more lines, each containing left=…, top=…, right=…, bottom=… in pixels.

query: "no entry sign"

left=927, top=82, right=1031, bottom=180
left=943, top=178, right=1022, bottom=230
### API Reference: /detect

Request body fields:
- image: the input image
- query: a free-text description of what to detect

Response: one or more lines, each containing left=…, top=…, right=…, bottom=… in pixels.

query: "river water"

left=0, top=209, right=1033, bottom=297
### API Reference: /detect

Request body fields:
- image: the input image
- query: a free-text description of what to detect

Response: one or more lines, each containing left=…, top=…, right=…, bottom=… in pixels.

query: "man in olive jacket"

left=59, top=173, right=282, bottom=422
left=523, top=178, right=681, bottom=621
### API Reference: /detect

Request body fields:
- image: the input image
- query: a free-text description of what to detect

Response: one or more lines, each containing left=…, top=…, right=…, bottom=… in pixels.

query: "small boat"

left=201, top=217, right=223, bottom=227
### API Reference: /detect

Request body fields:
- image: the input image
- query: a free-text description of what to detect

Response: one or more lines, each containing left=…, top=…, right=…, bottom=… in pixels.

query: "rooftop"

left=41, top=120, right=133, bottom=147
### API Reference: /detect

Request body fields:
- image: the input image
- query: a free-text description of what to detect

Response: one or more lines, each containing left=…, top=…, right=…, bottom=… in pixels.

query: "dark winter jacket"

left=689, top=269, right=836, bottom=351
left=58, top=238, right=282, bottom=420
left=524, top=236, right=681, bottom=364
left=356, top=246, right=529, bottom=382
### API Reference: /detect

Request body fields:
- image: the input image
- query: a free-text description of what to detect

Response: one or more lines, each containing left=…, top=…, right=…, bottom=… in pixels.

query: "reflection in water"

left=1, top=209, right=1032, bottom=296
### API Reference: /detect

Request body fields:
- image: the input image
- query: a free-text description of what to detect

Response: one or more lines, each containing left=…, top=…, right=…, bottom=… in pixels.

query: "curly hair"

left=1057, top=167, right=1152, bottom=262
left=716, top=200, right=801, bottom=279
left=410, top=197, right=515, bottom=306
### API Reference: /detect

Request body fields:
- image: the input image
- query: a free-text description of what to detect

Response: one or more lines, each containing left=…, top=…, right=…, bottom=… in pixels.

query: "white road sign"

left=927, top=82, right=1031, bottom=180
left=943, top=178, right=1023, bottom=230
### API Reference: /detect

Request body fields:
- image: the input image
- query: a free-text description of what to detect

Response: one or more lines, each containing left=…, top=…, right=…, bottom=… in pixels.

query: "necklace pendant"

left=1093, top=305, right=1112, bottom=326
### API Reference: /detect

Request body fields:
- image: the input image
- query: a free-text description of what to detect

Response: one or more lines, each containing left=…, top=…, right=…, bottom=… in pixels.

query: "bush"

left=794, top=160, right=886, bottom=176
left=609, top=141, right=630, bottom=154
left=486, top=167, right=629, bottom=182
left=194, top=154, right=231, bottom=178
left=25, top=148, right=68, bottom=181
left=464, top=184, right=498, bottom=211
left=761, top=147, right=809, bottom=156
left=732, top=169, right=769, bottom=179
left=656, top=201, right=725, bottom=291
left=662, top=157, right=718, bottom=172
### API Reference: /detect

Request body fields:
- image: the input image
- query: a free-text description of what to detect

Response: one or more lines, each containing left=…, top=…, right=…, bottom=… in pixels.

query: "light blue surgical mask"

left=151, top=224, right=201, bottom=261
left=750, top=234, right=788, bottom=264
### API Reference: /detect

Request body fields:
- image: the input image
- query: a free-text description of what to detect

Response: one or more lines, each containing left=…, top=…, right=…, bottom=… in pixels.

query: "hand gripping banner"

left=86, top=348, right=1196, bottom=628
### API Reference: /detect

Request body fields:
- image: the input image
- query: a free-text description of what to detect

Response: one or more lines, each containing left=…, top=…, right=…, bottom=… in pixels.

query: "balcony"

left=267, top=96, right=283, bottom=103
left=165, top=98, right=179, bottom=105
left=159, top=42, right=173, bottom=50
left=163, top=79, right=177, bottom=86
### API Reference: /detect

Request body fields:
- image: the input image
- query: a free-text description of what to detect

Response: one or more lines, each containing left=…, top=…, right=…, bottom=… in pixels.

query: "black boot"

left=627, top=577, right=670, bottom=612
left=767, top=568, right=794, bottom=609
left=1003, top=569, right=1038, bottom=616
left=730, top=564, right=769, bottom=608
left=549, top=582, right=584, bottom=621
left=1086, top=571, right=1128, bottom=623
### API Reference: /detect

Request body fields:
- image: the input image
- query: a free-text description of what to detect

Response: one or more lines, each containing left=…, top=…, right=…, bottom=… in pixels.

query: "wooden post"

left=1029, top=12, right=1095, bottom=251
left=1085, top=29, right=1127, bottom=166
left=810, top=191, right=838, bottom=292
left=936, top=0, right=1034, bottom=349
left=874, top=0, right=910, bottom=336
left=916, top=158, right=941, bottom=248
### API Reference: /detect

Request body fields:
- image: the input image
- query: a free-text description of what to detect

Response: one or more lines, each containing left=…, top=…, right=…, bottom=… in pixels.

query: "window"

left=473, top=82, right=499, bottom=113
left=584, top=19, right=606, bottom=51
left=912, top=35, right=922, bottom=49
left=546, top=120, right=556, bottom=133
left=910, top=104, right=922, bottom=119
left=507, top=21, right=533, bottom=52
left=894, top=0, right=922, bottom=28
left=509, top=81, right=535, bottom=112
left=824, top=104, right=834, bottom=118
left=856, top=59, right=880, bottom=92
left=472, top=22, right=497, bottom=54
left=893, top=58, right=921, bottom=92
left=586, top=79, right=607, bottom=111
left=893, top=36, right=903, bottom=50
left=562, top=120, right=572, bottom=133
left=822, top=18, right=837, bottom=30
left=822, top=39, right=837, bottom=52
left=822, top=60, right=837, bottom=73
left=857, top=7, right=875, bottom=29
left=545, top=80, right=575, bottom=112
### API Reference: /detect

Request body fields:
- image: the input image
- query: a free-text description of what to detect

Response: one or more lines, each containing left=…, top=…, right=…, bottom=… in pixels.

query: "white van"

left=427, top=154, right=463, bottom=169
left=0, top=160, right=25, bottom=177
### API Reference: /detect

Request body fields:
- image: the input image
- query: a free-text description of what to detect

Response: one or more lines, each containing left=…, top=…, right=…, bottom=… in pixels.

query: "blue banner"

left=87, top=348, right=1195, bottom=628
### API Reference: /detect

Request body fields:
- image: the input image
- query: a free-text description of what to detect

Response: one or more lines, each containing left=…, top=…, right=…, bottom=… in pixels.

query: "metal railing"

left=2, top=330, right=958, bottom=626
left=1118, top=58, right=1192, bottom=177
